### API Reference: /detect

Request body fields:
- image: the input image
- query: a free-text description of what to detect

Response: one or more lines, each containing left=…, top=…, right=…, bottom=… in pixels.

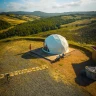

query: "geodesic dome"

left=43, top=34, right=69, bottom=54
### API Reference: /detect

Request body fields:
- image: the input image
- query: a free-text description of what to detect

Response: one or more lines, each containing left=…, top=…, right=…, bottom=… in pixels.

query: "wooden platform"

left=30, top=48, right=75, bottom=62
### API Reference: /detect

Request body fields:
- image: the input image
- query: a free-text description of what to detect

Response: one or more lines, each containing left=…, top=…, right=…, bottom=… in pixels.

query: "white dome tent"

left=42, top=34, right=69, bottom=54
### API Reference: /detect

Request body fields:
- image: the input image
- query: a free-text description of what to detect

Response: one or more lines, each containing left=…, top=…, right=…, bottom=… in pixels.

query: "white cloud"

left=79, top=0, right=96, bottom=11
left=4, top=0, right=96, bottom=12
left=53, top=0, right=96, bottom=12
left=53, top=1, right=81, bottom=8
left=5, top=0, right=57, bottom=12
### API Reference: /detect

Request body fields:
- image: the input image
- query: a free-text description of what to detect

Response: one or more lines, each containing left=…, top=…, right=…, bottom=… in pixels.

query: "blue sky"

left=0, top=0, right=96, bottom=12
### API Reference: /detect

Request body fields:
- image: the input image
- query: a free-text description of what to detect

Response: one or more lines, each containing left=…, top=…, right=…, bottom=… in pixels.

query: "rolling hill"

left=0, top=15, right=80, bottom=39
left=0, top=15, right=26, bottom=25
left=0, top=14, right=96, bottom=45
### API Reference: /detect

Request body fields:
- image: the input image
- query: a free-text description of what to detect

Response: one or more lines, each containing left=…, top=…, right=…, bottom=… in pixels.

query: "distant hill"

left=0, top=11, right=63, bottom=17
left=1, top=11, right=96, bottom=17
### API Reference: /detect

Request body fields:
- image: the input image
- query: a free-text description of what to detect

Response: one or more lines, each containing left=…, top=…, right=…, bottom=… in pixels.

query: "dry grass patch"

left=50, top=49, right=96, bottom=96
left=0, top=15, right=26, bottom=25
left=0, top=39, right=95, bottom=96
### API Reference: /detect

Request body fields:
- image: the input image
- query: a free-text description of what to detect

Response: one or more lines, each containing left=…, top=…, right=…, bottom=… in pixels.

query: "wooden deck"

left=30, top=48, right=75, bottom=63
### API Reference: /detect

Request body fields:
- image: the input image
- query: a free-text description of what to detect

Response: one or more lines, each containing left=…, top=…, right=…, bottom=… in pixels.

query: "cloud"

left=6, top=0, right=57, bottom=12
left=79, top=0, right=96, bottom=11
left=53, top=1, right=81, bottom=8
left=3, top=0, right=96, bottom=12
left=52, top=0, right=96, bottom=12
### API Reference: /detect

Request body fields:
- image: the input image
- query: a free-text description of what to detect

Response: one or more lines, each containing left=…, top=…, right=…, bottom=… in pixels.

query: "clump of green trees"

left=0, top=20, right=11, bottom=30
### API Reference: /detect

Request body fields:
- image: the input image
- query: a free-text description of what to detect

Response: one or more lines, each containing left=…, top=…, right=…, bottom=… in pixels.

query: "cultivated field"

left=0, top=39, right=95, bottom=96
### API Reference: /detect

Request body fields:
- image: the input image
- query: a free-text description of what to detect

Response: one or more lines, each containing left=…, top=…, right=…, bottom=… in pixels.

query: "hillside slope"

left=77, top=22, right=96, bottom=44
left=31, top=20, right=96, bottom=44
left=0, top=16, right=79, bottom=39
left=0, top=15, right=96, bottom=44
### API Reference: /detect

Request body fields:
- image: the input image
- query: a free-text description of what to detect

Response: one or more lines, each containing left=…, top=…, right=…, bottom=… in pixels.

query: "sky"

left=0, top=0, right=96, bottom=13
